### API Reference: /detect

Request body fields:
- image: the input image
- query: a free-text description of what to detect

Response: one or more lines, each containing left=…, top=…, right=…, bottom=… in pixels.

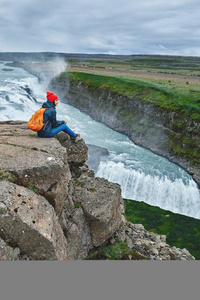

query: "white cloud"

left=0, top=0, right=200, bottom=55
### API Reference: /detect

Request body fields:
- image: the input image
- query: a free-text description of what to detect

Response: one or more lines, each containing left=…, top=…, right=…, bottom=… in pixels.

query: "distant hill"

left=0, top=52, right=199, bottom=62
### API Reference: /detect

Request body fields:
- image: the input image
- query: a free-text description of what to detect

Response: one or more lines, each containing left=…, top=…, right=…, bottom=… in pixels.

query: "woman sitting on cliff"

left=37, top=91, right=79, bottom=139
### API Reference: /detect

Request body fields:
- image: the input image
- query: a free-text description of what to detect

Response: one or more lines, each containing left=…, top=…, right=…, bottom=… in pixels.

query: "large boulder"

left=57, top=131, right=88, bottom=177
left=0, top=181, right=67, bottom=260
left=73, top=171, right=125, bottom=247
left=0, top=121, right=71, bottom=215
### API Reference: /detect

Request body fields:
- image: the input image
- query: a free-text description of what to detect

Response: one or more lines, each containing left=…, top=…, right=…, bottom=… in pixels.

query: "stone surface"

left=113, top=222, right=195, bottom=260
left=0, top=238, right=22, bottom=261
left=73, top=171, right=125, bottom=247
left=0, top=121, right=71, bottom=215
left=60, top=208, right=92, bottom=259
left=0, top=181, right=67, bottom=260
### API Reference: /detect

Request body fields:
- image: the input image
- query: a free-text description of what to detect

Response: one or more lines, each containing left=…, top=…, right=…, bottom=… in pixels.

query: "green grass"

left=27, top=184, right=39, bottom=195
left=124, top=199, right=200, bottom=260
left=0, top=170, right=16, bottom=182
left=67, top=72, right=200, bottom=120
left=86, top=238, right=145, bottom=260
left=69, top=55, right=200, bottom=76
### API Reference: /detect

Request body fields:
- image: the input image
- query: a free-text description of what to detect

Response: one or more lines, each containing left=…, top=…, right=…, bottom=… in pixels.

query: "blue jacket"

left=37, top=100, right=65, bottom=137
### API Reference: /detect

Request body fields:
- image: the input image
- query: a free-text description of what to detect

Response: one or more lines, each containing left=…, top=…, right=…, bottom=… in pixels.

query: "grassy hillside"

left=68, top=55, right=200, bottom=74
left=124, top=199, right=200, bottom=260
left=57, top=67, right=200, bottom=164
left=66, top=71, right=200, bottom=120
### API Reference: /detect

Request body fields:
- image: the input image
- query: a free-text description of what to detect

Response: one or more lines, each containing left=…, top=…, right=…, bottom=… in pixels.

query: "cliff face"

left=0, top=121, right=195, bottom=260
left=54, top=78, right=200, bottom=187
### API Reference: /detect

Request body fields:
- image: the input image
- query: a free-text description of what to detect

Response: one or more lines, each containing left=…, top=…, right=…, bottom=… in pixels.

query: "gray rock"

left=0, top=126, right=71, bottom=216
left=0, top=181, right=67, bottom=260
left=60, top=208, right=92, bottom=260
left=73, top=175, right=125, bottom=247
left=114, top=222, right=195, bottom=260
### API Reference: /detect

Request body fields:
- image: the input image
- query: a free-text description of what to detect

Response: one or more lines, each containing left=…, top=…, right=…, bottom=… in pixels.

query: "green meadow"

left=68, top=55, right=200, bottom=74
left=124, top=199, right=200, bottom=260
left=67, top=71, right=200, bottom=120
left=68, top=55, right=200, bottom=89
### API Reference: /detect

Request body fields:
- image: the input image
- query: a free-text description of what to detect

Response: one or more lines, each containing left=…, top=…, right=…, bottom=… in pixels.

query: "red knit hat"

left=46, top=91, right=58, bottom=102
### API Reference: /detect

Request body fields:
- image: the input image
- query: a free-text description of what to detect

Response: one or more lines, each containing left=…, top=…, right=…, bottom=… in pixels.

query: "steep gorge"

left=51, top=73, right=200, bottom=187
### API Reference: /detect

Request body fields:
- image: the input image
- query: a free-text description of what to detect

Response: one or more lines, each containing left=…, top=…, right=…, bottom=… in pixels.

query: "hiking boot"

left=70, top=133, right=80, bottom=140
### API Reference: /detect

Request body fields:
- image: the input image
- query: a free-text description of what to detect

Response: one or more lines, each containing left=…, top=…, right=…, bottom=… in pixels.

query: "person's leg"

left=46, top=124, right=77, bottom=138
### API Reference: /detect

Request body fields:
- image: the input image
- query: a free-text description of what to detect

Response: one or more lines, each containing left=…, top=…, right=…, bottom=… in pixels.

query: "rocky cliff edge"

left=0, top=121, right=195, bottom=260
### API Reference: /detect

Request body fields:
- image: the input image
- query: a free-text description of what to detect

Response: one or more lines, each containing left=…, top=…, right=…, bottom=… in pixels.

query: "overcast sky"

left=0, top=0, right=200, bottom=56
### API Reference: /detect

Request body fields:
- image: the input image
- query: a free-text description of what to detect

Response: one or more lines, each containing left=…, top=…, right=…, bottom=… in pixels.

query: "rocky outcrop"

left=0, top=133, right=70, bottom=216
left=52, top=77, right=200, bottom=187
left=0, top=121, right=195, bottom=260
left=113, top=222, right=194, bottom=260
left=0, top=121, right=125, bottom=260
left=0, top=181, right=67, bottom=260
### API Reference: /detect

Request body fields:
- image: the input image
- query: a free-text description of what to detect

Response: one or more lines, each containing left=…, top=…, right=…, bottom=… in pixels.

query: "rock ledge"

left=0, top=121, right=195, bottom=260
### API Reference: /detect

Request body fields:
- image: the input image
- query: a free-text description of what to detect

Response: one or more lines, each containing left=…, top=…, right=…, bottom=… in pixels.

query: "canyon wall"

left=51, top=76, right=200, bottom=187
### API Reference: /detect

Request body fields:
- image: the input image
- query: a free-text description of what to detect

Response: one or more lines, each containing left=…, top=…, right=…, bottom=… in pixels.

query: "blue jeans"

left=46, top=124, right=76, bottom=138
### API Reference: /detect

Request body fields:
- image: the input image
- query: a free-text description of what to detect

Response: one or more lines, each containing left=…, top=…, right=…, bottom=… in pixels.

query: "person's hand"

left=64, top=120, right=67, bottom=124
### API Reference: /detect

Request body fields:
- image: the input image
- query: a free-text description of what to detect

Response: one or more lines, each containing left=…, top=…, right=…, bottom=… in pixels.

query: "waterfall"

left=96, top=159, right=200, bottom=219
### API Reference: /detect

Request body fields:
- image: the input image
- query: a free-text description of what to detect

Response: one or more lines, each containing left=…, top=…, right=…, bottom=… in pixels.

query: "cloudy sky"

left=0, top=0, right=200, bottom=56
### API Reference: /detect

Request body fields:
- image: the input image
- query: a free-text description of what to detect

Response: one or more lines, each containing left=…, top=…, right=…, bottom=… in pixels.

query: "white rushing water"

left=1, top=61, right=200, bottom=219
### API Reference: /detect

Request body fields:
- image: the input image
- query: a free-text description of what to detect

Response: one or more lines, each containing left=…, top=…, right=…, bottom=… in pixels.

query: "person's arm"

left=49, top=109, right=65, bottom=128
